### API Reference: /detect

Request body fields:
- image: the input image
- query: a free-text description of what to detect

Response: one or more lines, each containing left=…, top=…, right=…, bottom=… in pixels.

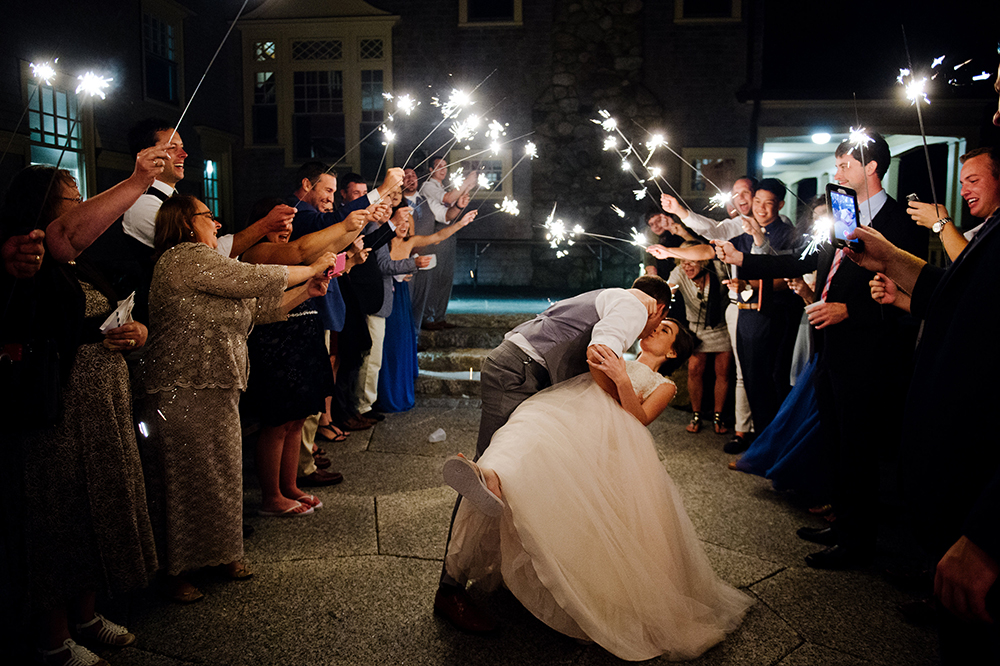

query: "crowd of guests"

left=2, top=74, right=999, bottom=661
left=644, top=123, right=1000, bottom=661
left=0, top=114, right=480, bottom=665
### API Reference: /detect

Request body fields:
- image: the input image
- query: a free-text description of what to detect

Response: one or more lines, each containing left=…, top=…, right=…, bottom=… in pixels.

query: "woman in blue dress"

left=377, top=192, right=477, bottom=412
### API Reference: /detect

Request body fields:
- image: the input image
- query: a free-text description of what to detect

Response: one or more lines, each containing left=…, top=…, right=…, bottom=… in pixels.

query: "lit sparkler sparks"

left=495, top=197, right=520, bottom=216
left=603, top=136, right=618, bottom=151
left=486, top=119, right=506, bottom=141
left=75, top=71, right=112, bottom=99
left=633, top=189, right=647, bottom=201
left=524, top=141, right=537, bottom=159
left=433, top=88, right=474, bottom=119
left=396, top=93, right=417, bottom=115
left=31, top=61, right=56, bottom=85
left=630, top=227, right=648, bottom=248
left=972, top=71, right=991, bottom=81
left=709, top=192, right=733, bottom=211
left=449, top=169, right=466, bottom=189
left=799, top=214, right=834, bottom=259
left=931, top=55, right=946, bottom=69
left=848, top=126, right=873, bottom=150
left=381, top=126, right=395, bottom=145
left=477, top=173, right=491, bottom=189
left=905, top=77, right=930, bottom=105
left=611, top=204, right=626, bottom=218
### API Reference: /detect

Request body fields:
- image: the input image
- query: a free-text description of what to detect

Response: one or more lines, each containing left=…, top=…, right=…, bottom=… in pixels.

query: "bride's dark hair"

left=658, top=319, right=695, bottom=376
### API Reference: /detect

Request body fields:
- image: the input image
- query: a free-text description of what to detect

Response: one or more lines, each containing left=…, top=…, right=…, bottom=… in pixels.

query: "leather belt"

left=736, top=303, right=759, bottom=310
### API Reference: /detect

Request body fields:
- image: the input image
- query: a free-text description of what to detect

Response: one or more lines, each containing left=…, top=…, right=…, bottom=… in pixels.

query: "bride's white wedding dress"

left=446, top=361, right=752, bottom=661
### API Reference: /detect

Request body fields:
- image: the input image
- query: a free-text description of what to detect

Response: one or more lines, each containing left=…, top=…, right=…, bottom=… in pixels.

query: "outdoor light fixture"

left=811, top=132, right=831, bottom=144
left=761, top=153, right=776, bottom=168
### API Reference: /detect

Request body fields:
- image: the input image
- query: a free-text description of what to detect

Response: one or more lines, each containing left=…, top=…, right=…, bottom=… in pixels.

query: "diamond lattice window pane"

left=359, top=39, right=384, bottom=60
left=292, top=40, right=343, bottom=61
left=254, top=41, right=275, bottom=61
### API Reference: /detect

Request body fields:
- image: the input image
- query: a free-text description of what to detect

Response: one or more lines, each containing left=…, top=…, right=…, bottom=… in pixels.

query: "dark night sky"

left=761, top=0, right=998, bottom=100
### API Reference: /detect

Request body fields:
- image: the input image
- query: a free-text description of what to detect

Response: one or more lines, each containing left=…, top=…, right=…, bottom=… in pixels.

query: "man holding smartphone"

left=714, top=132, right=927, bottom=569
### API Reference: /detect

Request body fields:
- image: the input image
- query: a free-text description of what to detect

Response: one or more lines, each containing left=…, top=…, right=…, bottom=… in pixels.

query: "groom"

left=434, top=275, right=673, bottom=633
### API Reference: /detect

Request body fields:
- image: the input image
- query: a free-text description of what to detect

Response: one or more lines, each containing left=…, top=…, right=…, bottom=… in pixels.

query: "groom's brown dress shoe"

left=434, top=585, right=496, bottom=634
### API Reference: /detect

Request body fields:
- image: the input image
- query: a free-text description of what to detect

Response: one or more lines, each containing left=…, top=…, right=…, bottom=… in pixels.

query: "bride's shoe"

left=443, top=455, right=504, bottom=518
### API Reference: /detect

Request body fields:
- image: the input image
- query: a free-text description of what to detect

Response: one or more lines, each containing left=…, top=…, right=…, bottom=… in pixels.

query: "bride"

left=443, top=319, right=752, bottom=661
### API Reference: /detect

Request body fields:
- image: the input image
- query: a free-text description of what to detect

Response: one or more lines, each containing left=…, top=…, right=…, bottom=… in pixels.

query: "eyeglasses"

left=194, top=211, right=218, bottom=222
left=59, top=196, right=83, bottom=203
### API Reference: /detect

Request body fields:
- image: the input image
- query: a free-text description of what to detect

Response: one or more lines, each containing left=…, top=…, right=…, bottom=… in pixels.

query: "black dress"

left=246, top=299, right=335, bottom=426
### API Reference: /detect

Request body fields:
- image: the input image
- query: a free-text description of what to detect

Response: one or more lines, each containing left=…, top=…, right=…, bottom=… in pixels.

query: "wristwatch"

left=932, top=217, right=952, bottom=234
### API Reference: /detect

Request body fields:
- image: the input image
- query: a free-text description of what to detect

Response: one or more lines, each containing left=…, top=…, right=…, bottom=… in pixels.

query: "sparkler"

left=167, top=0, right=250, bottom=144
left=799, top=214, right=835, bottom=259
left=495, top=196, right=520, bottom=216
left=1, top=60, right=59, bottom=170
left=31, top=61, right=56, bottom=85
left=75, top=72, right=112, bottom=100
left=610, top=204, right=626, bottom=218
left=406, top=87, right=476, bottom=168
left=898, top=26, right=941, bottom=213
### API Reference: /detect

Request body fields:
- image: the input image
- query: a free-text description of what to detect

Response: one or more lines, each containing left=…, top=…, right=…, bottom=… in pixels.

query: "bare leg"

left=714, top=351, right=732, bottom=413
left=687, top=353, right=707, bottom=432
left=279, top=418, right=310, bottom=500
left=257, top=422, right=301, bottom=512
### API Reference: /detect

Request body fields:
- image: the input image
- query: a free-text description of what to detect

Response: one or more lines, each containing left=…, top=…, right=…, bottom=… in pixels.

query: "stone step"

left=418, top=347, right=491, bottom=372
left=418, top=313, right=534, bottom=350
left=416, top=370, right=481, bottom=398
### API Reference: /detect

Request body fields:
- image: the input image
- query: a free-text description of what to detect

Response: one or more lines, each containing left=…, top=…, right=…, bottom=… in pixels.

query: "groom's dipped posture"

left=434, top=275, right=673, bottom=632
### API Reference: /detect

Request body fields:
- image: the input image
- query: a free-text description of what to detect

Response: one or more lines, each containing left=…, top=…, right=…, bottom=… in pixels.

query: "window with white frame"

left=241, top=13, right=395, bottom=170
left=142, top=10, right=181, bottom=104
left=447, top=148, right=512, bottom=200
left=203, top=160, right=220, bottom=217
left=292, top=70, right=345, bottom=161
left=27, top=75, right=87, bottom=193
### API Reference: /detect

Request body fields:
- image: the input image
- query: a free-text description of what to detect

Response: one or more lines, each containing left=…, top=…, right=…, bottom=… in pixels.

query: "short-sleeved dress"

left=446, top=361, right=752, bottom=661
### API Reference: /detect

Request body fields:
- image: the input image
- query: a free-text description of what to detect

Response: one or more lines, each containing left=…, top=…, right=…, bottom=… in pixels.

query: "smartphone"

left=825, top=183, right=861, bottom=249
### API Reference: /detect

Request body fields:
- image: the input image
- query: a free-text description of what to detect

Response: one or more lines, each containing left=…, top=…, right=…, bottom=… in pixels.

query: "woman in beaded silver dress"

left=138, top=195, right=337, bottom=603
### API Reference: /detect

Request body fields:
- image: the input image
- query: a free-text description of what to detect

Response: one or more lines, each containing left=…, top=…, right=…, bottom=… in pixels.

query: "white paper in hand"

left=419, top=254, right=437, bottom=271
left=100, top=292, right=136, bottom=333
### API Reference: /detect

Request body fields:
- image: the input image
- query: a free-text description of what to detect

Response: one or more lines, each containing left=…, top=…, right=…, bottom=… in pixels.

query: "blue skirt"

left=376, top=281, right=417, bottom=412
left=734, top=355, right=829, bottom=501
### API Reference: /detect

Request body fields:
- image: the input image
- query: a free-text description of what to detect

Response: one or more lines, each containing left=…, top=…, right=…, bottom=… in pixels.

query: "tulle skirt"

left=446, top=374, right=752, bottom=661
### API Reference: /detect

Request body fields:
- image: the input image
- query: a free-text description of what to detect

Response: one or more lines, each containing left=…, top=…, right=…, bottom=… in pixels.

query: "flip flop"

left=442, top=455, right=504, bottom=518
left=316, top=425, right=349, bottom=442
left=257, top=501, right=314, bottom=517
left=296, top=494, right=323, bottom=510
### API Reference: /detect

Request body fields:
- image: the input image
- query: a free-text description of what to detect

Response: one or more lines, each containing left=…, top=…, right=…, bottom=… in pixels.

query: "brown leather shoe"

left=342, top=415, right=374, bottom=431
left=433, top=585, right=496, bottom=634
left=313, top=454, right=332, bottom=469
left=299, top=469, right=344, bottom=486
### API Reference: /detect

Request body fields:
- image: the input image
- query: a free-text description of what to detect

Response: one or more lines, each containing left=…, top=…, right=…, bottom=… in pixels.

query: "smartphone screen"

left=827, top=185, right=859, bottom=244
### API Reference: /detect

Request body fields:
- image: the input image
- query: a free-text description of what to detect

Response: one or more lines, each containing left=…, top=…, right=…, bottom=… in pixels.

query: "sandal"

left=257, top=501, right=314, bottom=517
left=686, top=412, right=702, bottom=433
left=160, top=576, right=204, bottom=604
left=316, top=425, right=348, bottom=442
left=38, top=639, right=108, bottom=666
left=75, top=613, right=136, bottom=647
left=225, top=559, right=254, bottom=580
left=808, top=503, right=833, bottom=515
left=713, top=412, right=729, bottom=435
left=296, top=494, right=324, bottom=510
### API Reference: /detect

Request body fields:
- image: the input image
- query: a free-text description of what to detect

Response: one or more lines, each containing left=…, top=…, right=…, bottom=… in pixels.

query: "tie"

left=820, top=248, right=844, bottom=302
